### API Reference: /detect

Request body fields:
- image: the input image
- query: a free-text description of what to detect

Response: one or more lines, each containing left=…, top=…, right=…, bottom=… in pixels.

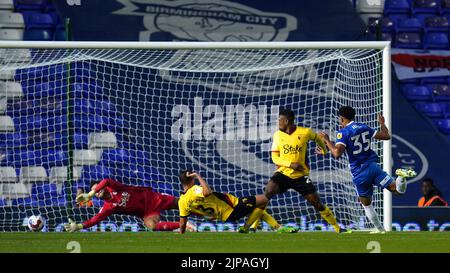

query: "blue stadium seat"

left=424, top=32, right=449, bottom=48
left=39, top=97, right=66, bottom=114
left=26, top=13, right=54, bottom=30
left=441, top=0, right=450, bottom=15
left=8, top=149, right=42, bottom=167
left=396, top=32, right=423, bottom=48
left=384, top=0, right=411, bottom=15
left=423, top=16, right=449, bottom=32
left=6, top=99, right=35, bottom=115
left=71, top=82, right=103, bottom=98
left=74, top=98, right=96, bottom=114
left=54, top=30, right=66, bottom=41
left=430, top=84, right=450, bottom=100
left=23, top=29, right=52, bottom=41
left=402, top=84, right=432, bottom=100
left=49, top=11, right=62, bottom=25
left=74, top=132, right=88, bottom=149
left=114, top=164, right=162, bottom=186
left=22, top=81, right=66, bottom=97
left=13, top=114, right=66, bottom=132
left=414, top=102, right=446, bottom=117
left=15, top=0, right=47, bottom=12
left=15, top=64, right=67, bottom=82
left=44, top=149, right=68, bottom=168
left=435, top=119, right=450, bottom=133
left=0, top=132, right=27, bottom=149
left=108, top=116, right=128, bottom=132
left=0, top=199, right=6, bottom=207
left=4, top=149, right=68, bottom=168
left=382, top=32, right=395, bottom=44
left=28, top=132, right=65, bottom=149
left=95, top=100, right=116, bottom=115
left=73, top=114, right=110, bottom=132
left=412, top=0, right=440, bottom=15
left=400, top=78, right=421, bottom=84
left=80, top=165, right=113, bottom=184
left=0, top=149, right=7, bottom=166
left=128, top=150, right=151, bottom=165
left=31, top=182, right=57, bottom=199
left=11, top=197, right=36, bottom=206
left=421, top=76, right=448, bottom=84
left=382, top=17, right=395, bottom=32
left=9, top=97, right=65, bottom=116
left=396, top=17, right=423, bottom=32
left=386, top=13, right=410, bottom=23
left=101, top=149, right=132, bottom=166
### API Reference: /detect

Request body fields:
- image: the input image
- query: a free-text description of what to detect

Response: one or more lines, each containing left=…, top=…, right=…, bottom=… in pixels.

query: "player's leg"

left=249, top=218, right=260, bottom=232
left=386, top=168, right=417, bottom=195
left=358, top=196, right=385, bottom=233
left=143, top=214, right=189, bottom=232
left=303, top=192, right=342, bottom=233
left=264, top=179, right=281, bottom=200
left=242, top=195, right=268, bottom=230
left=295, top=176, right=343, bottom=233
left=264, top=172, right=291, bottom=200
left=355, top=165, right=386, bottom=233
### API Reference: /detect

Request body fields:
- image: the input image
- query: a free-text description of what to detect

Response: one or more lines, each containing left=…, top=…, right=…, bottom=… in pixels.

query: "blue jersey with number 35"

left=335, top=121, right=378, bottom=176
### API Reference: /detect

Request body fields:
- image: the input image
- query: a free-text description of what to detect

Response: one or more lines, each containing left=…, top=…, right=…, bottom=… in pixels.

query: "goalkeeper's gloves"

left=76, top=190, right=96, bottom=204
left=64, top=218, right=83, bottom=233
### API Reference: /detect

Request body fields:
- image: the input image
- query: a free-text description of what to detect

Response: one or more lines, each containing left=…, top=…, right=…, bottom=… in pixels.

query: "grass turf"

left=0, top=232, right=449, bottom=253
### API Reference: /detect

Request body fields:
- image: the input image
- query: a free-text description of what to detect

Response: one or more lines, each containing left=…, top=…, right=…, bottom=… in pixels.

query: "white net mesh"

left=0, top=46, right=385, bottom=232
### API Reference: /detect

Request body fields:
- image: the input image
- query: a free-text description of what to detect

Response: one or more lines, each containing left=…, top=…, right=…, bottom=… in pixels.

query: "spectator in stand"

left=76, top=188, right=93, bottom=207
left=418, top=178, right=448, bottom=207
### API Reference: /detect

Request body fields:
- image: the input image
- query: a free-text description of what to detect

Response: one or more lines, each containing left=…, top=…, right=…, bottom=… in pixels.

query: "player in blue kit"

left=319, top=106, right=417, bottom=233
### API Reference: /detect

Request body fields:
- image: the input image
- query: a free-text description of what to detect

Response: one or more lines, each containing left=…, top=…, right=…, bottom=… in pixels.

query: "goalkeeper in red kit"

left=64, top=178, right=196, bottom=232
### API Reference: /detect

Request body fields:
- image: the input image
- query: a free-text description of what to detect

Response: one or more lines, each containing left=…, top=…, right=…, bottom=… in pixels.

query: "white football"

left=27, top=215, right=45, bottom=231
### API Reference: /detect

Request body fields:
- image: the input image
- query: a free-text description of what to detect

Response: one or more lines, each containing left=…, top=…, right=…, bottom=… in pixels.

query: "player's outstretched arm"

left=319, top=132, right=345, bottom=159
left=373, top=113, right=391, bottom=140
left=188, top=172, right=212, bottom=196
left=311, top=129, right=327, bottom=155
left=64, top=218, right=83, bottom=232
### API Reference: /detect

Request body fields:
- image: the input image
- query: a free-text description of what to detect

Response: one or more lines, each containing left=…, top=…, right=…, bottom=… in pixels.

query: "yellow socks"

left=261, top=210, right=280, bottom=230
left=244, top=208, right=264, bottom=229
left=249, top=210, right=280, bottom=230
left=319, top=206, right=340, bottom=233
left=250, top=218, right=260, bottom=230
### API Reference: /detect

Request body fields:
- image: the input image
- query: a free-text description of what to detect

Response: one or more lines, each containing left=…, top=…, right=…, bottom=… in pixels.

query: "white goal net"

left=0, top=42, right=389, bottom=232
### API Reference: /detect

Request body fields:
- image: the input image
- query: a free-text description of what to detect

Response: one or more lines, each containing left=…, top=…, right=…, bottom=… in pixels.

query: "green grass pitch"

left=1, top=232, right=449, bottom=253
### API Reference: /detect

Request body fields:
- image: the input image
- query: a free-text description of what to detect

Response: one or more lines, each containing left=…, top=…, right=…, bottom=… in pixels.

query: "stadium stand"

left=378, top=0, right=450, bottom=143
left=0, top=1, right=147, bottom=206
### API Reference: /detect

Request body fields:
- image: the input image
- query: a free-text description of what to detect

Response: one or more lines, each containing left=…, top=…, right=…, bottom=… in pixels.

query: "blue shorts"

left=352, top=162, right=393, bottom=197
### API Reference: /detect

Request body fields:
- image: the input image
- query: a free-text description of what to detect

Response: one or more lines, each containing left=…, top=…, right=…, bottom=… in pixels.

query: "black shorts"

left=225, top=196, right=256, bottom=222
left=270, top=172, right=317, bottom=196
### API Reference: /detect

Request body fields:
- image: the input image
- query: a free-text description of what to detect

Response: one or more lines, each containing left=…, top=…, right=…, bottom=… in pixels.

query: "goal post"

left=382, top=44, right=392, bottom=232
left=0, top=41, right=392, bottom=232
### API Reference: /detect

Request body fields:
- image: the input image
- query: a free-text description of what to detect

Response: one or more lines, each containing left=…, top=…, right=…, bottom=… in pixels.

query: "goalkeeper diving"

left=64, top=178, right=196, bottom=232
left=177, top=170, right=296, bottom=234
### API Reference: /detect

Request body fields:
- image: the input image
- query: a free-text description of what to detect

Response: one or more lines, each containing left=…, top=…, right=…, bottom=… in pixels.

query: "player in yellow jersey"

left=177, top=170, right=296, bottom=234
left=247, top=109, right=348, bottom=233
